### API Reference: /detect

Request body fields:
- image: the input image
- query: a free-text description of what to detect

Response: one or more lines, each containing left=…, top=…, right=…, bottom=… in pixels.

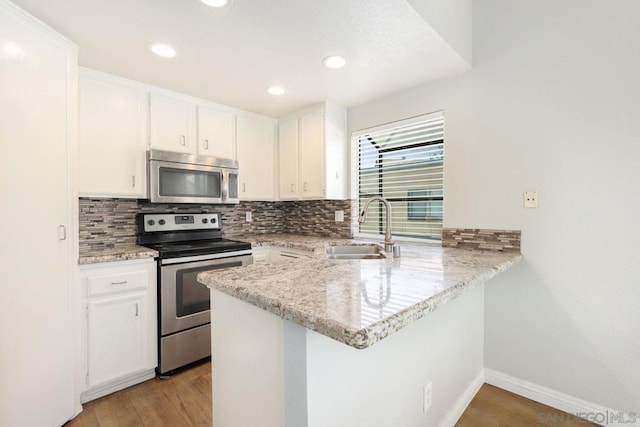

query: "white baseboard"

left=80, top=369, right=156, bottom=404
left=439, top=370, right=485, bottom=427
left=484, top=369, right=639, bottom=427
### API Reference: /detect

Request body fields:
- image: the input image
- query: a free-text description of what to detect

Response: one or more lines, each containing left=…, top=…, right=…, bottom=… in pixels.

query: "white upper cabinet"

left=149, top=93, right=197, bottom=154
left=278, top=117, right=299, bottom=199
left=236, top=116, right=277, bottom=200
left=298, top=109, right=326, bottom=198
left=76, top=69, right=283, bottom=200
left=277, top=102, right=348, bottom=200
left=79, top=70, right=148, bottom=198
left=197, top=106, right=236, bottom=159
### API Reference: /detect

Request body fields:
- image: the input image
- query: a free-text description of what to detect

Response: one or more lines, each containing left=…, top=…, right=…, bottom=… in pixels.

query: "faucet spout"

left=358, top=196, right=397, bottom=255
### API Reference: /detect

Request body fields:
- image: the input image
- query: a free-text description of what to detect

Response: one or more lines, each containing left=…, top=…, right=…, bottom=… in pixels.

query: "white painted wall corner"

left=439, top=370, right=485, bottom=427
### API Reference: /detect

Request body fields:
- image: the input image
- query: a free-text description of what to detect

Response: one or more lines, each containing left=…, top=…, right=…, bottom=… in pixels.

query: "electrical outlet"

left=335, top=210, right=344, bottom=222
left=246, top=211, right=252, bottom=222
left=524, top=190, right=539, bottom=208
left=423, top=382, right=432, bottom=412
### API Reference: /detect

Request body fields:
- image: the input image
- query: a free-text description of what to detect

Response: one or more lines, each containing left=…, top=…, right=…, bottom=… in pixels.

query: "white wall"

left=212, top=283, right=485, bottom=427
left=406, top=0, right=472, bottom=65
left=210, top=290, right=285, bottom=427
left=348, top=0, right=640, bottom=413
left=305, top=284, right=484, bottom=427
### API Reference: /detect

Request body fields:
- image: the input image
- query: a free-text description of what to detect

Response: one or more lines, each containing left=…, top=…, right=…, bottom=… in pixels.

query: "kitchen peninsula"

left=198, top=235, right=521, bottom=427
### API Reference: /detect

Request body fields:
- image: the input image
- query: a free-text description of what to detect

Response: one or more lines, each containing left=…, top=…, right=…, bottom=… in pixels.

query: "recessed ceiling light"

left=151, top=43, right=176, bottom=58
left=200, top=0, right=230, bottom=7
left=322, top=55, right=346, bottom=69
left=267, top=86, right=285, bottom=96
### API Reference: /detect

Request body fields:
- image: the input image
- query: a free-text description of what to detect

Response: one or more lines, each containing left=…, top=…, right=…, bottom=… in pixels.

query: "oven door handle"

left=160, top=250, right=253, bottom=265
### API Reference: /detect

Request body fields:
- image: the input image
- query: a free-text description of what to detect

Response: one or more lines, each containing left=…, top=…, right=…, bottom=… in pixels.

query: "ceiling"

left=13, top=0, right=469, bottom=118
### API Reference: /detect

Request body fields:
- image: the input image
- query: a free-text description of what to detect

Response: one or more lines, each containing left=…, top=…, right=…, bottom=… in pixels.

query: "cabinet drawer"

left=87, top=270, right=148, bottom=297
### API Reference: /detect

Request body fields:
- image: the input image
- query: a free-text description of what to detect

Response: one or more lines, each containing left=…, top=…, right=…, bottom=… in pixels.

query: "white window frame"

left=351, top=111, right=444, bottom=242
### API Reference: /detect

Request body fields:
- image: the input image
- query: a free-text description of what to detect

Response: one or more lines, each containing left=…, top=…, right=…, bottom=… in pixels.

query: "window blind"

left=352, top=111, right=444, bottom=240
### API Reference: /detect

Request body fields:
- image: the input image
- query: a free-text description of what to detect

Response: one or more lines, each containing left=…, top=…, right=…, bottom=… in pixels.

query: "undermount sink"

left=325, top=244, right=386, bottom=260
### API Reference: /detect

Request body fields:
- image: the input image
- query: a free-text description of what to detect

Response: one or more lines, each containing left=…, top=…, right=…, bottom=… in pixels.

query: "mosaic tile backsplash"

left=79, top=198, right=352, bottom=251
left=80, top=199, right=519, bottom=253
left=441, top=228, right=521, bottom=252
left=283, top=200, right=352, bottom=238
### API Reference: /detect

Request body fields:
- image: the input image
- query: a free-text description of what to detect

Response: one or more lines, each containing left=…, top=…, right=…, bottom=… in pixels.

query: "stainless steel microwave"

left=148, top=149, right=240, bottom=204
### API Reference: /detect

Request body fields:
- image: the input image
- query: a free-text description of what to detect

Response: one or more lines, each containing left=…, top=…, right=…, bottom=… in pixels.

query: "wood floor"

left=456, top=384, right=597, bottom=427
left=65, top=361, right=212, bottom=427
left=66, top=362, right=595, bottom=426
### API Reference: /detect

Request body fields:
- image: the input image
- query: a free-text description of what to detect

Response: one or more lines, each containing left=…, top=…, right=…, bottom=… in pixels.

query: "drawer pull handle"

left=135, top=303, right=139, bottom=317
left=111, top=281, right=128, bottom=286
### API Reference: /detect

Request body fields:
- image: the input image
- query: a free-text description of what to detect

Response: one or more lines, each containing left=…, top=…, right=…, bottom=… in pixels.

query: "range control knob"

left=202, top=218, right=208, bottom=224
left=158, top=219, right=166, bottom=225
left=211, top=217, right=217, bottom=223
left=147, top=220, right=155, bottom=226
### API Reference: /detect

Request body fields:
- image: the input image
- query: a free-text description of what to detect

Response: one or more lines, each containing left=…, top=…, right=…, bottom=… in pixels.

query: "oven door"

left=149, top=159, right=223, bottom=204
left=160, top=254, right=252, bottom=336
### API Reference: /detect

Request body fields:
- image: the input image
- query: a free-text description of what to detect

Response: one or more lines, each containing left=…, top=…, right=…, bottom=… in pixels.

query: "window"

left=407, top=190, right=443, bottom=220
left=352, top=111, right=444, bottom=240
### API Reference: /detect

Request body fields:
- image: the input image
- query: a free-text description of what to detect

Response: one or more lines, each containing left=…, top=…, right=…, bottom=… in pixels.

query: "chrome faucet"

left=358, top=196, right=398, bottom=256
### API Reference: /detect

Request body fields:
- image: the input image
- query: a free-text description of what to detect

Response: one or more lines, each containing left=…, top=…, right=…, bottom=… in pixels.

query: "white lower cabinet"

left=80, top=259, right=157, bottom=403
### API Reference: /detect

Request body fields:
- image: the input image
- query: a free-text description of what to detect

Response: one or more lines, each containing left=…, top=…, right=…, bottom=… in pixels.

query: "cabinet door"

left=278, top=117, right=299, bottom=199
left=299, top=110, right=325, bottom=199
left=197, top=106, right=236, bottom=159
left=0, top=5, right=76, bottom=426
left=79, top=75, right=148, bottom=197
left=236, top=116, right=276, bottom=200
left=87, top=293, right=148, bottom=388
left=149, top=94, right=196, bottom=153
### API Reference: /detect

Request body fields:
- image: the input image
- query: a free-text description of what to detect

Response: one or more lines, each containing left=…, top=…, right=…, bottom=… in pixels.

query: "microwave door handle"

left=221, top=170, right=228, bottom=201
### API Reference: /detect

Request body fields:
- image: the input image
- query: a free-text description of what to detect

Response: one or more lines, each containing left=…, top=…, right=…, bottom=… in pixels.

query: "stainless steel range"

left=137, top=212, right=252, bottom=375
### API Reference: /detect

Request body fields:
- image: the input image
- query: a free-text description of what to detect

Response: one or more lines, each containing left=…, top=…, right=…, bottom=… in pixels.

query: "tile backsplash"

left=441, top=228, right=521, bottom=252
left=79, top=198, right=352, bottom=251
left=283, top=200, right=352, bottom=238
left=79, top=199, right=520, bottom=253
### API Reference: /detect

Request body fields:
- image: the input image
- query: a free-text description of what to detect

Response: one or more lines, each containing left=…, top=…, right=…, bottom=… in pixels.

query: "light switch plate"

left=246, top=211, right=252, bottom=222
left=335, top=210, right=344, bottom=222
left=524, top=190, right=538, bottom=208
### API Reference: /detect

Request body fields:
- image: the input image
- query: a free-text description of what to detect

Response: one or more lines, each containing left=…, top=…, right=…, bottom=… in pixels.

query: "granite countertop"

left=231, top=233, right=357, bottom=253
left=199, top=234, right=521, bottom=349
left=78, top=244, right=158, bottom=265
